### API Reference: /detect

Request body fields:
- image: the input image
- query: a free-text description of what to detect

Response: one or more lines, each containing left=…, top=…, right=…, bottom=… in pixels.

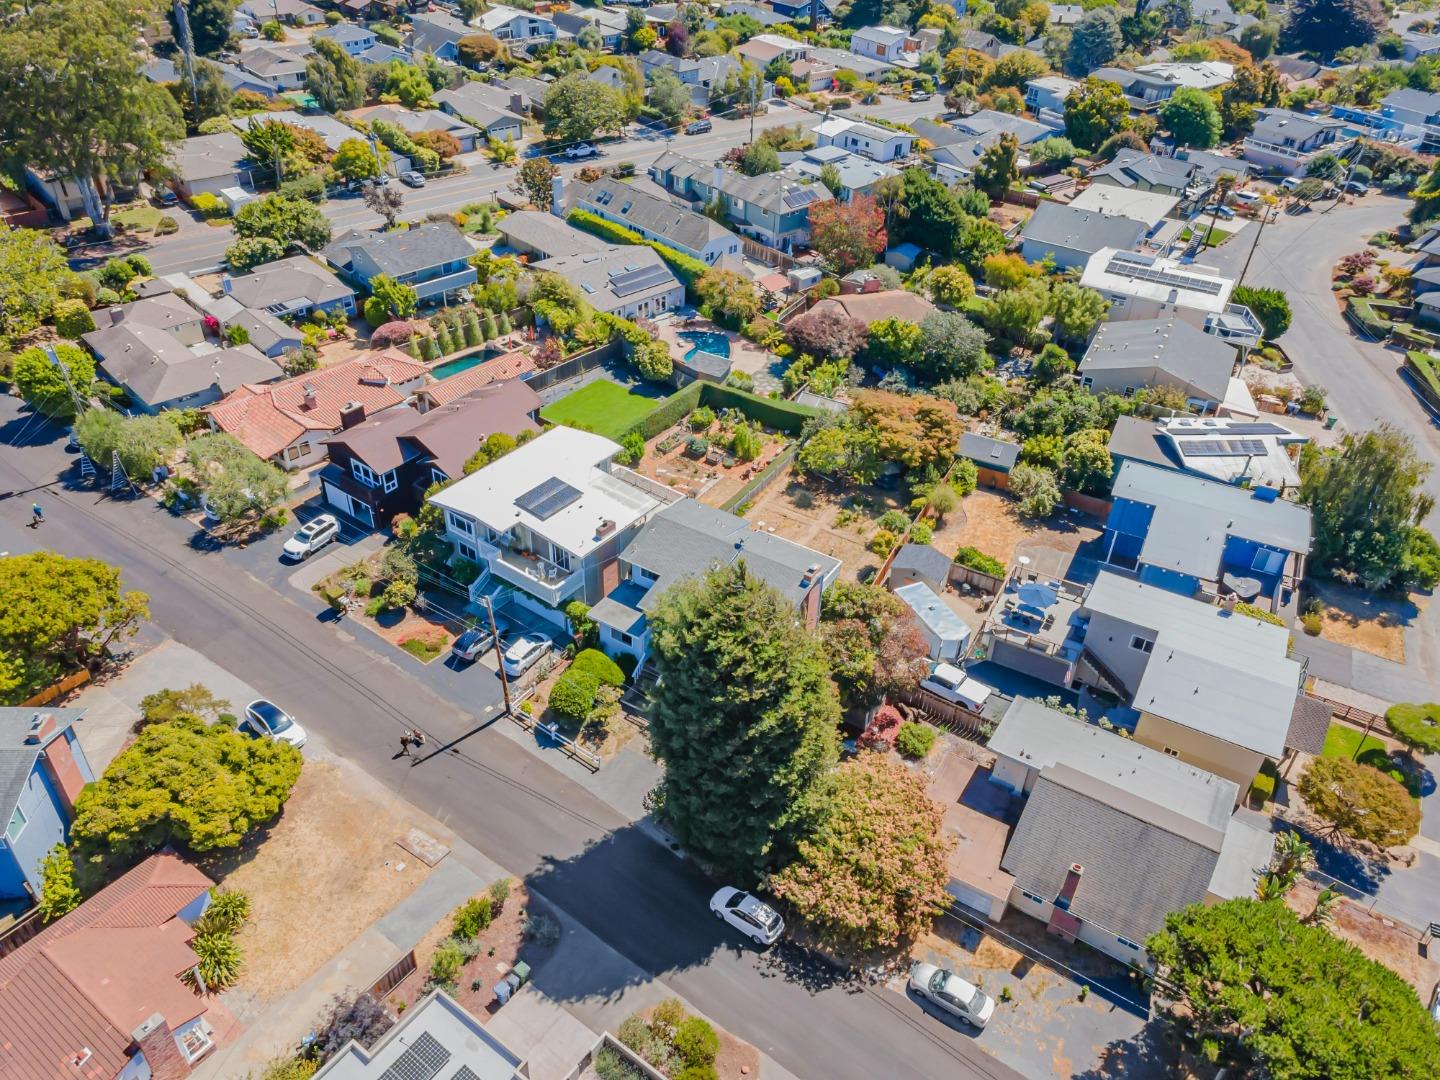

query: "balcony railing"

left=408, top=268, right=479, bottom=300
left=475, top=537, right=581, bottom=606
left=1204, top=303, right=1264, bottom=347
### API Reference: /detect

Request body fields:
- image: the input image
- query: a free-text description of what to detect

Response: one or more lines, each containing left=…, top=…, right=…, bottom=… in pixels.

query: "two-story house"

left=783, top=145, right=900, bottom=202
left=321, top=379, right=541, bottom=526
left=235, top=45, right=311, bottom=92
left=408, top=10, right=477, bottom=62
left=313, top=21, right=376, bottom=56
left=811, top=116, right=915, bottom=161
left=531, top=246, right=684, bottom=321
left=850, top=25, right=915, bottom=65
left=0, top=709, right=93, bottom=907
left=551, top=5, right=629, bottom=49
left=638, top=50, right=740, bottom=106
left=218, top=254, right=357, bottom=323
left=735, top=32, right=813, bottom=68
left=1079, top=317, right=1240, bottom=410
left=0, top=852, right=229, bottom=1078
left=1241, top=108, right=1351, bottom=177
left=322, top=221, right=478, bottom=306
left=588, top=499, right=840, bottom=666
left=1018, top=202, right=1147, bottom=272
left=1101, top=458, right=1312, bottom=610
left=564, top=175, right=743, bottom=265
left=476, top=3, right=557, bottom=43
left=1080, top=247, right=1264, bottom=349
left=1024, top=75, right=1080, bottom=123
left=648, top=152, right=832, bottom=252
left=429, top=427, right=683, bottom=626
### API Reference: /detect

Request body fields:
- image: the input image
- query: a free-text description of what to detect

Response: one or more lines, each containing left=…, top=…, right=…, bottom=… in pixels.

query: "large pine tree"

left=647, top=562, right=840, bottom=881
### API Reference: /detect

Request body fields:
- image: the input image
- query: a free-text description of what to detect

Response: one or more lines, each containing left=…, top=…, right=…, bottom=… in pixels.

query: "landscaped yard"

left=539, top=378, right=667, bottom=439
left=1322, top=722, right=1420, bottom=797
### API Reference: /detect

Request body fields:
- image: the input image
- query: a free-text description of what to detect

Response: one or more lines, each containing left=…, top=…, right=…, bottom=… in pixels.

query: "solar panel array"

left=378, top=1032, right=451, bottom=1080
left=782, top=189, right=818, bottom=210
left=608, top=263, right=675, bottom=297
left=1104, top=254, right=1225, bottom=296
left=1208, top=422, right=1289, bottom=436
left=1177, top=438, right=1268, bottom=457
left=451, top=1068, right=484, bottom=1080
left=516, top=476, right=582, bottom=520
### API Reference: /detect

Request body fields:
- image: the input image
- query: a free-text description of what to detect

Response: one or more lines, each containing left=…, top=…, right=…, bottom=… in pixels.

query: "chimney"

left=301, top=383, right=316, bottom=410
left=24, top=712, right=55, bottom=745
left=550, top=172, right=565, bottom=218
left=595, top=518, right=616, bottom=539
left=109, top=306, right=125, bottom=325
left=800, top=561, right=820, bottom=587
left=131, top=1014, right=191, bottom=1080
left=1055, top=863, right=1083, bottom=910
left=712, top=162, right=725, bottom=196
left=338, top=401, right=365, bottom=429
left=1046, top=863, right=1084, bottom=943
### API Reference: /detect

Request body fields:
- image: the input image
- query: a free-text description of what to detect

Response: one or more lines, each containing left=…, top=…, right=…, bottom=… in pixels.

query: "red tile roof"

left=206, top=351, right=428, bottom=460
left=0, top=853, right=213, bottom=1080
left=416, top=349, right=536, bottom=408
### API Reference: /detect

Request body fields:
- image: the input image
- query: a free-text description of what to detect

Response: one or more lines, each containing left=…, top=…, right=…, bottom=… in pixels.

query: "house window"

left=4, top=805, right=25, bottom=844
left=430, top=466, right=448, bottom=486
left=1080, top=376, right=1093, bottom=389
left=1116, top=936, right=1142, bottom=951
left=1162, top=747, right=1180, bottom=757
left=1129, top=635, right=1154, bottom=653
left=1020, top=890, right=1044, bottom=905
left=610, top=628, right=634, bottom=646
left=456, top=540, right=478, bottom=562
left=637, top=566, right=659, bottom=583
left=174, top=1018, right=214, bottom=1063
left=351, top=459, right=379, bottom=488
left=382, top=470, right=398, bottom=494
left=550, top=544, right=572, bottom=572
left=1123, top=386, right=1137, bottom=398
left=446, top=511, right=475, bottom=536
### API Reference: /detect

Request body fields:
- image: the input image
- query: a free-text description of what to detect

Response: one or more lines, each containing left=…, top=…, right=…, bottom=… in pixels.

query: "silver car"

left=909, top=962, right=996, bottom=1028
left=501, top=633, right=552, bottom=677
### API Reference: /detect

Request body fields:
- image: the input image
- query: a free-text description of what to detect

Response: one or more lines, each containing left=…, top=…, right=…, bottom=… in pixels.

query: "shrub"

left=954, top=545, right=1005, bottom=576
left=488, top=877, right=511, bottom=913
left=1008, top=463, right=1061, bottom=518
left=381, top=578, right=416, bottom=610
left=429, top=940, right=464, bottom=985
left=868, top=529, right=898, bottom=556
left=675, top=1066, right=721, bottom=1080
left=673, top=1016, right=719, bottom=1068
left=571, top=648, right=624, bottom=686
left=1301, top=611, right=1322, bottom=636
left=549, top=668, right=601, bottom=719
left=452, top=896, right=494, bottom=939
left=154, top=215, right=179, bottom=236
left=53, top=298, right=96, bottom=338
left=616, top=1014, right=650, bottom=1052
left=594, top=1046, right=645, bottom=1080
left=690, top=406, right=716, bottom=430
left=188, top=931, right=244, bottom=989
left=857, top=704, right=903, bottom=751
left=878, top=509, right=909, bottom=531
left=910, top=521, right=934, bottom=545
left=370, top=320, right=415, bottom=349
left=894, top=721, right=936, bottom=758
left=198, top=888, right=250, bottom=935
left=1233, top=602, right=1285, bottom=626
left=651, top=998, right=686, bottom=1034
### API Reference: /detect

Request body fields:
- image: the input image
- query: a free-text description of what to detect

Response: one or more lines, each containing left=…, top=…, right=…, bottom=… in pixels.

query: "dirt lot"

left=1285, top=879, right=1440, bottom=995
left=216, top=760, right=433, bottom=1001
left=1307, top=580, right=1418, bottom=663
left=740, top=469, right=904, bottom=582
left=929, top=489, right=1101, bottom=573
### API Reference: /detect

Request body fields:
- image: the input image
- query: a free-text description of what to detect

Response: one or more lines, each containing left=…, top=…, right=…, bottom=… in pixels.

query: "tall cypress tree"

left=647, top=562, right=840, bottom=881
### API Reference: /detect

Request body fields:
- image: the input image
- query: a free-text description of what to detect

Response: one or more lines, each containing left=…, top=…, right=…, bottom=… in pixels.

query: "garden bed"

left=739, top=471, right=907, bottom=582
left=634, top=407, right=793, bottom=508
left=312, top=554, right=465, bottom=659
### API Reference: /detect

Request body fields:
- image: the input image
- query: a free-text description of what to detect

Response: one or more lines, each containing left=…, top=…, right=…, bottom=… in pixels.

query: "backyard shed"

left=895, top=581, right=971, bottom=662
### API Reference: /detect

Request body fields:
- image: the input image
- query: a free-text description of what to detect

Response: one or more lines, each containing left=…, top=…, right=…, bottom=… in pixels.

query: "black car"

left=685, top=119, right=713, bottom=135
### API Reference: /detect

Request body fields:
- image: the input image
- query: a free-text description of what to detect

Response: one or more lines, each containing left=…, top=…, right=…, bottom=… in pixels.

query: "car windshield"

left=253, top=702, right=292, bottom=733
left=930, top=970, right=972, bottom=1007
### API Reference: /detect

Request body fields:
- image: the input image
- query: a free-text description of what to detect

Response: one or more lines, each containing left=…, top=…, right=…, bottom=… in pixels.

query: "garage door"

left=323, top=481, right=373, bottom=529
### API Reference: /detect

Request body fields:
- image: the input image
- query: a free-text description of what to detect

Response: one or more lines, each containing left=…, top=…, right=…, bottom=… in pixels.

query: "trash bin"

left=512, top=961, right=531, bottom=986
left=493, top=979, right=512, bottom=1005
left=1324, top=415, right=1339, bottom=430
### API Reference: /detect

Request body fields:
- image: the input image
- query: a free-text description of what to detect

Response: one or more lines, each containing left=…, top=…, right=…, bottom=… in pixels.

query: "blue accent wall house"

left=0, top=708, right=93, bottom=903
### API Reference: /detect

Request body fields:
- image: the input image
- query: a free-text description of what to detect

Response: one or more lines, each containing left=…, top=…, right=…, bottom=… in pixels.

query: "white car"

left=282, top=515, right=339, bottom=561
left=1232, top=190, right=1260, bottom=205
left=501, top=633, right=552, bottom=677
left=400, top=170, right=426, bottom=187
left=909, top=963, right=995, bottom=1028
left=565, top=143, right=599, bottom=160
left=240, top=699, right=308, bottom=749
left=709, top=887, right=784, bottom=945
left=920, top=663, right=993, bottom=711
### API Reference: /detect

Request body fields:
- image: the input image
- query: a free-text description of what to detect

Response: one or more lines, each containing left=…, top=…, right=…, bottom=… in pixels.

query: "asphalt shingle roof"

left=1021, top=202, right=1148, bottom=258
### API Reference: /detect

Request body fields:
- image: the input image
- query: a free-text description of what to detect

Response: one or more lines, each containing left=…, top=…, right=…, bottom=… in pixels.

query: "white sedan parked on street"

left=909, top=962, right=996, bottom=1028
left=240, top=699, right=308, bottom=749
left=709, top=887, right=784, bottom=946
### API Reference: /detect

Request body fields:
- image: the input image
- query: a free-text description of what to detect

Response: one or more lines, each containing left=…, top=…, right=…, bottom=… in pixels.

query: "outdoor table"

left=1017, top=582, right=1059, bottom=609
left=1222, top=573, right=1263, bottom=600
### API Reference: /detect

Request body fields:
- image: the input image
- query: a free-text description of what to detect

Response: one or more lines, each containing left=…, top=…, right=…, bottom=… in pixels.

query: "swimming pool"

left=677, top=329, right=731, bottom=360
left=431, top=348, right=503, bottom=381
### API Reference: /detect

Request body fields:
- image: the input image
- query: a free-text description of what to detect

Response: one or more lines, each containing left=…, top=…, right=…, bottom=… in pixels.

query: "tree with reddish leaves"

left=786, top=306, right=867, bottom=360
left=665, top=21, right=688, bottom=56
left=807, top=194, right=887, bottom=275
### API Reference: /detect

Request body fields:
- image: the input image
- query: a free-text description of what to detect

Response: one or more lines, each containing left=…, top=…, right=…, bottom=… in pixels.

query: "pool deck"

left=655, top=315, right=785, bottom=393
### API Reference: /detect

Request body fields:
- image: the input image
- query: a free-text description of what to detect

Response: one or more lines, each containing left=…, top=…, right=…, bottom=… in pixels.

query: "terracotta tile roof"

left=207, top=351, right=428, bottom=460
left=417, top=349, right=536, bottom=408
left=0, top=853, right=212, bottom=1080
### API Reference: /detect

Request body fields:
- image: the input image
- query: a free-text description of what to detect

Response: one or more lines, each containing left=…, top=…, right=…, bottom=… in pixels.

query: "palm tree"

left=239, top=119, right=296, bottom=187
left=1271, top=830, right=1315, bottom=882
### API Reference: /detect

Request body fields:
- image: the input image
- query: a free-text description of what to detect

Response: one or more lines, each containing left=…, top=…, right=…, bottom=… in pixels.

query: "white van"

left=920, top=663, right=993, bottom=711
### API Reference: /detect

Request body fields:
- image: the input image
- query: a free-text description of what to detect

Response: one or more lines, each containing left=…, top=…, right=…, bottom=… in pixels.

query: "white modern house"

left=428, top=427, right=681, bottom=625
left=812, top=116, right=915, bottom=162
left=1080, top=248, right=1263, bottom=348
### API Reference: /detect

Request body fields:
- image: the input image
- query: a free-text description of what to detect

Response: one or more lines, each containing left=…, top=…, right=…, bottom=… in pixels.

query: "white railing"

left=475, top=537, right=580, bottom=606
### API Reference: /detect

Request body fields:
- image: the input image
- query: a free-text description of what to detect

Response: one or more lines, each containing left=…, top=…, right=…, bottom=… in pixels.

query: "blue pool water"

left=431, top=348, right=504, bottom=381
left=678, top=329, right=731, bottom=360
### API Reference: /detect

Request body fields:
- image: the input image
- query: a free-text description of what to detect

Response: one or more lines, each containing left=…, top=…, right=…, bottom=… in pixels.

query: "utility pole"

left=483, top=595, right=512, bottom=714
left=1237, top=196, right=1277, bottom=286
left=173, top=0, right=199, bottom=99
left=749, top=73, right=758, bottom=143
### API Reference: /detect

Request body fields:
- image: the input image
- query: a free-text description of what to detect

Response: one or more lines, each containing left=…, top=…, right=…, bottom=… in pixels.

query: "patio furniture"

left=1017, top=582, right=1059, bottom=610
left=1222, top=572, right=1264, bottom=600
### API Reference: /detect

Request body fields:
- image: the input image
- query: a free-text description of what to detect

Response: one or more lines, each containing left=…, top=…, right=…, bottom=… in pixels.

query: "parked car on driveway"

left=709, top=887, right=784, bottom=945
left=909, top=963, right=995, bottom=1028
left=452, top=618, right=510, bottom=663
left=501, top=632, right=552, bottom=677
left=920, top=663, right=993, bottom=711
left=1203, top=203, right=1235, bottom=219
left=282, top=514, right=339, bottom=561
left=240, top=699, right=308, bottom=749
left=400, top=170, right=426, bottom=187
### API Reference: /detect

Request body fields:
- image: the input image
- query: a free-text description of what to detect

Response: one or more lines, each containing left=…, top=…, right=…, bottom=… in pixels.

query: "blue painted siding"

left=65, top=729, right=95, bottom=785
left=0, top=767, right=69, bottom=899
left=1106, top=497, right=1154, bottom=538
left=1138, top=563, right=1200, bottom=596
left=1107, top=531, right=1144, bottom=563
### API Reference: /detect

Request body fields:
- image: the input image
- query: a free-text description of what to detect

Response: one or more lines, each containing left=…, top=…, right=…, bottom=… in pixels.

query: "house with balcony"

left=552, top=5, right=630, bottom=49
left=1080, top=248, right=1263, bottom=350
left=736, top=31, right=814, bottom=67
left=648, top=152, right=832, bottom=252
left=321, top=379, right=541, bottom=527
left=1024, top=75, right=1078, bottom=127
left=0, top=709, right=93, bottom=908
left=1241, top=108, right=1351, bottom=177
left=1101, top=458, right=1311, bottom=612
left=476, top=3, right=557, bottom=43
left=428, top=427, right=682, bottom=625
left=564, top=175, right=742, bottom=265
left=811, top=116, right=915, bottom=162
left=967, top=696, right=1274, bottom=966
left=323, top=221, right=478, bottom=306
left=0, top=852, right=230, bottom=1078
left=588, top=499, right=840, bottom=666
left=850, top=25, right=922, bottom=67
left=783, top=145, right=899, bottom=202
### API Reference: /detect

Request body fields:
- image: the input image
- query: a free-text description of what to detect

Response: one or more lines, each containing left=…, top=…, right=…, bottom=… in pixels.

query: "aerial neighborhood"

left=5, top=0, right=1440, bottom=1077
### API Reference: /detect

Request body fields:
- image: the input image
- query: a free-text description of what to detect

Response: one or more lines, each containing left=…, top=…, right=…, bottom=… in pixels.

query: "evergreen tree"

left=463, top=310, right=482, bottom=347
left=498, top=311, right=512, bottom=336
left=436, top=327, right=456, bottom=355
left=483, top=311, right=499, bottom=340
left=647, top=563, right=840, bottom=880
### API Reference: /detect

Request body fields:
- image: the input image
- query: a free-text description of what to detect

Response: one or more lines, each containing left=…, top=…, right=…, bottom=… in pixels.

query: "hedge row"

left=567, top=208, right=710, bottom=292
left=696, top=382, right=820, bottom=435
left=625, top=381, right=705, bottom=441
left=1405, top=350, right=1440, bottom=410
left=954, top=545, right=1006, bottom=577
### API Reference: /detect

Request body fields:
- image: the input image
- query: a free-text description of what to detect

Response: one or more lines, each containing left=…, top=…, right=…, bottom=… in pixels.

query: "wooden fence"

left=741, top=236, right=798, bottom=270
left=0, top=909, right=44, bottom=959
left=890, top=687, right=992, bottom=741
left=948, top=564, right=1004, bottom=594
left=20, top=669, right=90, bottom=707
left=369, top=950, right=417, bottom=999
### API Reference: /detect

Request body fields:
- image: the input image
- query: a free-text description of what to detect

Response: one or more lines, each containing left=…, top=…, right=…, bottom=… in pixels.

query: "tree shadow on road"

left=1070, top=1016, right=1180, bottom=1080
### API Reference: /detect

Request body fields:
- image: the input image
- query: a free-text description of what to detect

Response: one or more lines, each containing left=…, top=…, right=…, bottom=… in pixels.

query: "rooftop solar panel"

left=782, top=189, right=817, bottom=209
left=378, top=1032, right=451, bottom=1080
left=608, top=264, right=675, bottom=297
left=1104, top=256, right=1226, bottom=296
left=516, top=476, right=582, bottom=520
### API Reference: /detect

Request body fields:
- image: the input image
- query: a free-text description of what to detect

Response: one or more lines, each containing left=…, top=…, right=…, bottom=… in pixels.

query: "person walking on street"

left=30, top=503, right=43, bottom=527
left=398, top=728, right=426, bottom=758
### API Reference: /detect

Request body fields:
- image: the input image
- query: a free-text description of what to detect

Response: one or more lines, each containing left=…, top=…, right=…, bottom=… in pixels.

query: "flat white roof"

left=1081, top=247, right=1235, bottom=315
left=429, top=426, right=664, bottom=558
left=1069, top=185, right=1180, bottom=226
left=895, top=582, right=971, bottom=642
left=315, top=991, right=522, bottom=1080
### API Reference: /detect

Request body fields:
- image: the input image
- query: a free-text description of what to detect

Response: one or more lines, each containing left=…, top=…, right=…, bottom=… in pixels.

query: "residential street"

left=126, top=96, right=945, bottom=275
left=0, top=400, right=1022, bottom=1080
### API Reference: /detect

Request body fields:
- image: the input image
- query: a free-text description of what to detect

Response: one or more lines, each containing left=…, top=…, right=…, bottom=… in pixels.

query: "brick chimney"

left=301, top=383, right=317, bottom=410
left=109, top=306, right=125, bottom=325
left=1046, top=863, right=1084, bottom=943
left=338, top=401, right=365, bottom=429
left=131, top=1014, right=191, bottom=1080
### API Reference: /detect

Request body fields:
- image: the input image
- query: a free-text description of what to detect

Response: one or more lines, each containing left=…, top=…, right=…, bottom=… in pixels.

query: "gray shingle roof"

left=0, top=709, right=85, bottom=822
left=223, top=254, right=354, bottom=310
left=1286, top=695, right=1332, bottom=757
left=573, top=177, right=735, bottom=256
left=889, top=543, right=953, bottom=591
left=531, top=246, right=680, bottom=315
left=323, top=221, right=474, bottom=278
left=1021, top=202, right=1148, bottom=259
left=949, top=109, right=1052, bottom=146
left=1080, top=318, right=1237, bottom=402
left=1090, top=150, right=1196, bottom=193
left=959, top=432, right=1019, bottom=471
left=621, top=499, right=838, bottom=611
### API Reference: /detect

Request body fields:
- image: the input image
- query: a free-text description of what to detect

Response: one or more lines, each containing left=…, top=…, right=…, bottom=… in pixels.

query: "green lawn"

left=1322, top=722, right=1420, bottom=796
left=540, top=379, right=666, bottom=440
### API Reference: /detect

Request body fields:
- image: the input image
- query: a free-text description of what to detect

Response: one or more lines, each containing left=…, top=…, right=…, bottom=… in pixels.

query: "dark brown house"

left=320, top=378, right=541, bottom=526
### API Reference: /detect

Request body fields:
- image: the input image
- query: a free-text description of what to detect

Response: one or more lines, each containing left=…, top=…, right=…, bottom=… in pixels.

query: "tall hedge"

left=567, top=208, right=710, bottom=293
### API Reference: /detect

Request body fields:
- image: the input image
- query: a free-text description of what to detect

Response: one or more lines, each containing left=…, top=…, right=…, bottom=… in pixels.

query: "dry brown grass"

left=1309, top=581, right=1418, bottom=663
left=740, top=469, right=904, bottom=582
left=1285, top=879, right=1440, bottom=994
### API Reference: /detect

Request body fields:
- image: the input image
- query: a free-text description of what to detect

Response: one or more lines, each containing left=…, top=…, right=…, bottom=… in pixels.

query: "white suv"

left=909, top=963, right=996, bottom=1028
left=502, top=633, right=552, bottom=677
left=282, top=515, right=339, bottom=561
left=709, top=887, right=784, bottom=946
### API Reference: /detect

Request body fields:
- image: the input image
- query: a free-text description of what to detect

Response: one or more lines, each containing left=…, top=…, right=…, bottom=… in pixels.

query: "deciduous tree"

left=73, top=410, right=183, bottom=481
left=331, top=138, right=380, bottom=182
left=12, top=343, right=94, bottom=419
left=807, top=194, right=886, bottom=275
left=1297, top=756, right=1419, bottom=847
left=770, top=753, right=954, bottom=953
left=233, top=194, right=333, bottom=252
left=851, top=389, right=963, bottom=472
left=1282, top=0, right=1385, bottom=55
left=542, top=73, right=627, bottom=144
left=695, top=268, right=762, bottom=325
left=647, top=563, right=841, bottom=880
left=363, top=181, right=405, bottom=229
left=37, top=845, right=82, bottom=922
left=1160, top=87, right=1223, bottom=148
left=0, top=226, right=72, bottom=340
left=924, top=263, right=975, bottom=307
left=1064, top=77, right=1130, bottom=150
left=819, top=582, right=929, bottom=706
left=514, top=157, right=559, bottom=209
left=179, top=0, right=238, bottom=56
left=1147, top=898, right=1440, bottom=1079
left=185, top=433, right=288, bottom=523
left=787, top=307, right=867, bottom=360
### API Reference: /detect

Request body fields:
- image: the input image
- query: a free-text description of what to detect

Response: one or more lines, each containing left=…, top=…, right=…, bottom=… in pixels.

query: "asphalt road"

left=0, top=402, right=1020, bottom=1080
left=136, top=96, right=945, bottom=275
